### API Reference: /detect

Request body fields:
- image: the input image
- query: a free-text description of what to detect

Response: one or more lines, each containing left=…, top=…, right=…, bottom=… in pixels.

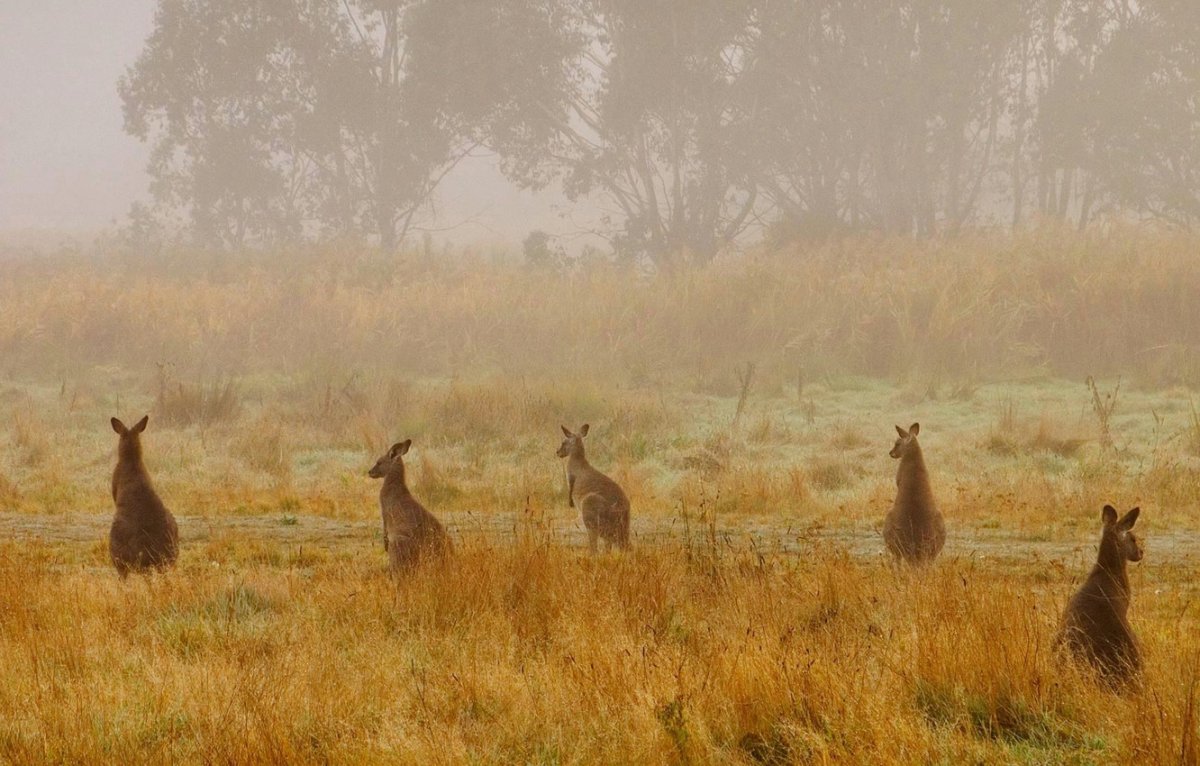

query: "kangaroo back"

left=579, top=492, right=630, bottom=548
left=109, top=416, right=179, bottom=577
left=882, top=423, right=944, bottom=564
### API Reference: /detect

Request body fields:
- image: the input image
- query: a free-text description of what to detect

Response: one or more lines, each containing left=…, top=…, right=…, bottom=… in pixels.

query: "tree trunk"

left=378, top=205, right=397, bottom=252
left=1011, top=27, right=1029, bottom=229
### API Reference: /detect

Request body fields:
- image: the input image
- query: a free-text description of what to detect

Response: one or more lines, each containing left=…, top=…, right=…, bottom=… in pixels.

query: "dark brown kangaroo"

left=109, top=415, right=178, bottom=577
left=883, top=422, right=945, bottom=564
left=368, top=439, right=451, bottom=572
left=1058, top=504, right=1143, bottom=689
left=557, top=424, right=630, bottom=553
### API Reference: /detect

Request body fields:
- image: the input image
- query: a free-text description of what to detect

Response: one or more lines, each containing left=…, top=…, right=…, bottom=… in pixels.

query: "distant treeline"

left=121, top=1, right=1200, bottom=262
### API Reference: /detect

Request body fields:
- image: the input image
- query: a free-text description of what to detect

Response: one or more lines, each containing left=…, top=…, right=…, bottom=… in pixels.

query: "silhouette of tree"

left=413, top=0, right=763, bottom=265
left=121, top=0, right=470, bottom=250
left=120, top=0, right=1200, bottom=252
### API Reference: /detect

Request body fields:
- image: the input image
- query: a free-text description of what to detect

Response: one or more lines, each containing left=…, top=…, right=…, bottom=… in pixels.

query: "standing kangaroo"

left=109, top=415, right=179, bottom=577
left=557, top=424, right=631, bottom=553
left=1058, top=505, right=1143, bottom=689
left=883, top=422, right=945, bottom=564
left=368, top=439, right=451, bottom=572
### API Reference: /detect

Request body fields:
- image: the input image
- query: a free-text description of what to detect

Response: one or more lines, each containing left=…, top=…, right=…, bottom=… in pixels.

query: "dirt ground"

left=4, top=510, right=1194, bottom=566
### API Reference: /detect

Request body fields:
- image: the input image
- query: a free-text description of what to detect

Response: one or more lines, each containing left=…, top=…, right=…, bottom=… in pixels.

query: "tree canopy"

left=121, top=0, right=1200, bottom=259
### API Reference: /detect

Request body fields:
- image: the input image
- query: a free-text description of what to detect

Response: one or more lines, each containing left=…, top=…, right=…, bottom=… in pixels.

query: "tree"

left=745, top=0, right=1023, bottom=238
left=120, top=0, right=470, bottom=250
left=1013, top=0, right=1200, bottom=229
left=120, top=0, right=1200, bottom=252
left=411, top=0, right=763, bottom=266
left=1080, top=0, right=1200, bottom=226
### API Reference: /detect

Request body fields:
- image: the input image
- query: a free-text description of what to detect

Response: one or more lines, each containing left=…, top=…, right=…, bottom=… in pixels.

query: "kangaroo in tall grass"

left=109, top=415, right=178, bottom=577
left=1058, top=505, right=1143, bottom=689
left=368, top=439, right=451, bottom=572
left=557, top=424, right=631, bottom=552
left=883, top=422, right=945, bottom=564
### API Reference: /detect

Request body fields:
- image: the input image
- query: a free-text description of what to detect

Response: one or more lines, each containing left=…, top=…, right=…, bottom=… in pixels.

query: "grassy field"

left=2, top=231, right=1200, bottom=763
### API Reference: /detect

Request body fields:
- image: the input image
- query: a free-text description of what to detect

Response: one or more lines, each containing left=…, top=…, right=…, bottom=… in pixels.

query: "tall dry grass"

left=1, top=226, right=1198, bottom=388
left=4, top=369, right=1200, bottom=535
left=0, top=535, right=1195, bottom=764
left=2, top=229, right=1200, bottom=762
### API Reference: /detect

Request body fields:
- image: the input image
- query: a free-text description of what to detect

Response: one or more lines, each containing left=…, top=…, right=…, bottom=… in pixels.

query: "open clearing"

left=3, top=369, right=1200, bottom=764
left=2, top=510, right=1197, bottom=565
left=2, top=238, right=1200, bottom=763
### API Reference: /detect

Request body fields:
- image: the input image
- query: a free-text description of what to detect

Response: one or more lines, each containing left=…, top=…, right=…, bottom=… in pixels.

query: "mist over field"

left=0, top=1, right=565, bottom=246
left=3, top=2, right=1200, bottom=764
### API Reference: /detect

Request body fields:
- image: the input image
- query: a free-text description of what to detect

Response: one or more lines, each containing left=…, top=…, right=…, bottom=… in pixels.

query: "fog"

left=0, top=1, right=154, bottom=232
left=3, top=1, right=1200, bottom=257
left=0, top=0, right=569, bottom=245
left=4, top=5, right=1200, bottom=758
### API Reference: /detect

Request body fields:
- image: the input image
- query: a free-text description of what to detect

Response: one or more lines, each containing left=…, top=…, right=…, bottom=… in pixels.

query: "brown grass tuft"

left=154, top=365, right=240, bottom=427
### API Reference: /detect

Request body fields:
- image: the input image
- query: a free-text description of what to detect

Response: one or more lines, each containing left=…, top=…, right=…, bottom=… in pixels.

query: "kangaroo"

left=109, top=415, right=179, bottom=577
left=367, top=439, right=451, bottom=572
left=557, top=424, right=631, bottom=553
left=1058, top=505, right=1143, bottom=689
left=883, top=422, right=945, bottom=564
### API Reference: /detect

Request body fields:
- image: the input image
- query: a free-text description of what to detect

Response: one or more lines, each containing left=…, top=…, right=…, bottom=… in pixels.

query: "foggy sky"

left=0, top=1, right=567, bottom=246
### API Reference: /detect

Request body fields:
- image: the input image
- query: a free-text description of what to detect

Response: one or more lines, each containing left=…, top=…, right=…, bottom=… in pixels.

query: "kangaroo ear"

left=908, top=423, right=919, bottom=437
left=132, top=415, right=149, bottom=434
left=394, top=439, right=412, bottom=456
left=111, top=417, right=127, bottom=435
left=561, top=425, right=573, bottom=438
left=1101, top=504, right=1119, bottom=525
left=895, top=425, right=907, bottom=438
left=579, top=424, right=589, bottom=437
left=1119, top=507, right=1140, bottom=529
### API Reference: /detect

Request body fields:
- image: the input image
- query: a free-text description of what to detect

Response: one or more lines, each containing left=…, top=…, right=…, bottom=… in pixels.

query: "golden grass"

left=0, top=370, right=1197, bottom=762
left=4, top=372, right=1200, bottom=535
left=2, top=226, right=1199, bottom=387
left=0, top=534, right=1196, bottom=764
left=2, top=230, right=1200, bottom=761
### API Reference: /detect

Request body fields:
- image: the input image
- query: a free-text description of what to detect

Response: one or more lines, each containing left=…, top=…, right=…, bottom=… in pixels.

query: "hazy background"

left=2, top=8, right=1200, bottom=761
left=0, top=1, right=155, bottom=234
left=6, top=1, right=1198, bottom=260
left=0, top=0, right=566, bottom=246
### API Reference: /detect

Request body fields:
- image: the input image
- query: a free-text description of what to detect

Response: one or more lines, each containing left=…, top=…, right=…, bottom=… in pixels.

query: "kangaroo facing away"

left=883, top=422, right=945, bottom=564
left=1058, top=505, right=1143, bottom=689
left=109, top=415, right=179, bottom=577
left=557, top=424, right=630, bottom=553
left=368, top=439, right=451, bottom=572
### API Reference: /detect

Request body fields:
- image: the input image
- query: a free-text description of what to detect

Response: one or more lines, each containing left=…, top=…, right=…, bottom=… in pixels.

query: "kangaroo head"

left=369, top=439, right=411, bottom=479
left=557, top=424, right=589, bottom=458
left=111, top=415, right=149, bottom=457
left=889, top=422, right=920, bottom=459
left=1101, top=504, right=1143, bottom=563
